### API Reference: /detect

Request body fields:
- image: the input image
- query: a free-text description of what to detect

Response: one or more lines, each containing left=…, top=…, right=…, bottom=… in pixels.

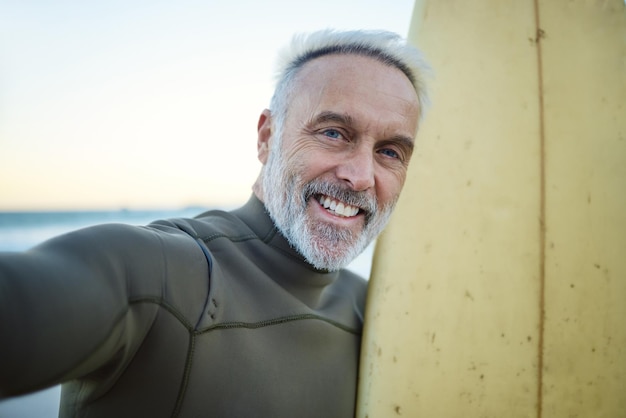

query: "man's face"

left=259, top=54, right=420, bottom=271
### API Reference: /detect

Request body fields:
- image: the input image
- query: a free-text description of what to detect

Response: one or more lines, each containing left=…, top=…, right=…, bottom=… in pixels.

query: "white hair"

left=269, top=29, right=431, bottom=135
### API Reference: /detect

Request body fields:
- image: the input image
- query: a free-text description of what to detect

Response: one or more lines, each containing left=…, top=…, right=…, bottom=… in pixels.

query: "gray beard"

left=261, top=141, right=397, bottom=271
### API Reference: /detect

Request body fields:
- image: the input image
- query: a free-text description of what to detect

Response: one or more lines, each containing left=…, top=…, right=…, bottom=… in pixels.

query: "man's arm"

left=0, top=223, right=172, bottom=398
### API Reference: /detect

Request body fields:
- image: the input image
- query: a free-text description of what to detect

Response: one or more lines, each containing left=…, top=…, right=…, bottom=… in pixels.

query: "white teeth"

left=336, top=202, right=345, bottom=216
left=316, top=195, right=359, bottom=218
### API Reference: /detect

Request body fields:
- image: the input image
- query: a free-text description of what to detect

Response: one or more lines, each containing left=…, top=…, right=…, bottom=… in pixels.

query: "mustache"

left=301, top=179, right=378, bottom=220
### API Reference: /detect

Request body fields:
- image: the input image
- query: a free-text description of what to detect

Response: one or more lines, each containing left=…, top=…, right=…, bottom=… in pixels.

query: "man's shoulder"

left=149, top=209, right=253, bottom=242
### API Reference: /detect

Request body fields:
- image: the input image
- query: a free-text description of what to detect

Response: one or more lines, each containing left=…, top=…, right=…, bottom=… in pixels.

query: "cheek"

left=284, top=143, right=337, bottom=179
left=375, top=170, right=407, bottom=204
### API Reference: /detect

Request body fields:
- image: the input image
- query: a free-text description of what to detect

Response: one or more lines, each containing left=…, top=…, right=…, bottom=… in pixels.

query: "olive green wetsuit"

left=0, top=196, right=367, bottom=417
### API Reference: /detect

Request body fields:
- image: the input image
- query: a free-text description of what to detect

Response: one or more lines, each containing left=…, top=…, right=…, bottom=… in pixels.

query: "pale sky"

left=0, top=0, right=416, bottom=210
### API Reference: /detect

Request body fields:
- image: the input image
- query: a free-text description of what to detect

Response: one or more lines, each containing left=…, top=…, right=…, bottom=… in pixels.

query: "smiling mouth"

left=316, top=194, right=361, bottom=218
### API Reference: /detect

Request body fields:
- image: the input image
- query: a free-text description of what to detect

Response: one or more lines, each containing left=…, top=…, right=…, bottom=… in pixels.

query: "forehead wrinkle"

left=375, top=88, right=420, bottom=117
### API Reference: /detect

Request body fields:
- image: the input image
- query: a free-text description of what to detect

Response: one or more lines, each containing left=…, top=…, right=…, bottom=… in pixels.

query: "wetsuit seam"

left=171, top=333, right=196, bottom=418
left=266, top=242, right=322, bottom=271
left=199, top=233, right=258, bottom=243
left=129, top=297, right=195, bottom=331
left=195, top=314, right=361, bottom=336
left=199, top=232, right=317, bottom=270
left=126, top=298, right=198, bottom=418
left=192, top=238, right=213, bottom=330
left=226, top=225, right=326, bottom=272
left=261, top=226, right=277, bottom=243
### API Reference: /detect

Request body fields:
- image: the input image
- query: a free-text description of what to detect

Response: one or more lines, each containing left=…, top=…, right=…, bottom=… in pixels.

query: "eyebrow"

left=311, top=111, right=355, bottom=127
left=385, top=135, right=415, bottom=154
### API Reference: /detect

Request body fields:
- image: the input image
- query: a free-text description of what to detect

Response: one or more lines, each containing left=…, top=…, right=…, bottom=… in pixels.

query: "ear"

left=257, top=109, right=273, bottom=165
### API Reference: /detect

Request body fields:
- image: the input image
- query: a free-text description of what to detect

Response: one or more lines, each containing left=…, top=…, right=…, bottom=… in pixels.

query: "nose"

left=335, top=146, right=375, bottom=191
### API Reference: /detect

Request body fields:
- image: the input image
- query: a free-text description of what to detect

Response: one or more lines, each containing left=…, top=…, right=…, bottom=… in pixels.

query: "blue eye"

left=323, top=129, right=343, bottom=140
left=379, top=148, right=400, bottom=159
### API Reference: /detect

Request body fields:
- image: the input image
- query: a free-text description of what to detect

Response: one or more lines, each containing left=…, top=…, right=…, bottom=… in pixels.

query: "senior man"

left=0, top=29, right=429, bottom=417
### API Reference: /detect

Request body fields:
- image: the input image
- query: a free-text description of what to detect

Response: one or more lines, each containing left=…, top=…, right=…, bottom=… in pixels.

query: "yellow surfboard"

left=357, top=1, right=626, bottom=417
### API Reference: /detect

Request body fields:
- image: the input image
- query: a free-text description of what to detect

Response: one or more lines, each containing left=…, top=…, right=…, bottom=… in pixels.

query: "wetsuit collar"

left=232, top=195, right=339, bottom=277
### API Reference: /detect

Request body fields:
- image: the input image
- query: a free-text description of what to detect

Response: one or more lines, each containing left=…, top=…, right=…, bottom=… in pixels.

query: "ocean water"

left=0, top=208, right=373, bottom=417
left=0, top=208, right=209, bottom=252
